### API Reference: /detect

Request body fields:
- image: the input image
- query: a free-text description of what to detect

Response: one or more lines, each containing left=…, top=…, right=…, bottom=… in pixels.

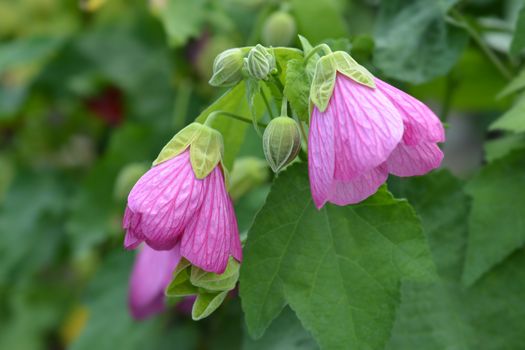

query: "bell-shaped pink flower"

left=309, top=73, right=444, bottom=209
left=123, top=148, right=242, bottom=274
left=128, top=244, right=181, bottom=320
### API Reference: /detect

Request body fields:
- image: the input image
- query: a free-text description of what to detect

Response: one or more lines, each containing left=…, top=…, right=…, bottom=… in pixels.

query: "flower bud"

left=245, top=44, right=276, bottom=81
left=263, top=116, right=302, bottom=173
left=262, top=11, right=297, bottom=47
left=113, top=163, right=149, bottom=201
left=209, top=48, right=245, bottom=87
left=229, top=157, right=269, bottom=201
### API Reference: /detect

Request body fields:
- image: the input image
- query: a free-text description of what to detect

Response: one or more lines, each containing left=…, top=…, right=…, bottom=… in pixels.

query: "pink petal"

left=127, top=151, right=206, bottom=250
left=375, top=78, right=445, bottom=145
left=308, top=108, right=336, bottom=209
left=181, top=166, right=233, bottom=274
left=123, top=206, right=145, bottom=250
left=324, top=74, right=403, bottom=181
left=327, top=164, right=388, bottom=206
left=387, top=142, right=444, bottom=177
left=128, top=244, right=181, bottom=320
left=227, top=197, right=243, bottom=262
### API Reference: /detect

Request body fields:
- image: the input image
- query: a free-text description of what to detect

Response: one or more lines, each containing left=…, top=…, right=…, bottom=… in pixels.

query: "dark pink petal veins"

left=127, top=151, right=206, bottom=250
left=308, top=108, right=336, bottom=209
left=181, top=166, right=233, bottom=274
left=328, top=74, right=404, bottom=180
left=375, top=78, right=445, bottom=145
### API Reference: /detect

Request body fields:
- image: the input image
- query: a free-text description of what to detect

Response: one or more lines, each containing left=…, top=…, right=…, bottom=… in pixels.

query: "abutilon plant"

left=122, top=38, right=445, bottom=322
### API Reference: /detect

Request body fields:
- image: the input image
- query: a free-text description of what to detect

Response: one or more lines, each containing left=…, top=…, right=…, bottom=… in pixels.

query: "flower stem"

left=281, top=96, right=288, bottom=116
left=260, top=89, right=275, bottom=119
left=205, top=111, right=268, bottom=128
left=303, top=43, right=333, bottom=65
left=450, top=9, right=512, bottom=80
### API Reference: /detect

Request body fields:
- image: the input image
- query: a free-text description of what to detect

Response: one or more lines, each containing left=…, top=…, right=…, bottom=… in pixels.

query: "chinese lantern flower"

left=123, top=122, right=242, bottom=274
left=308, top=51, right=444, bottom=209
left=128, top=244, right=181, bottom=320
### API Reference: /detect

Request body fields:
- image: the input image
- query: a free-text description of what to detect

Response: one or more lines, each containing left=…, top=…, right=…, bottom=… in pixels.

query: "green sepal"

left=153, top=122, right=224, bottom=179
left=165, top=259, right=198, bottom=297
left=190, top=257, right=240, bottom=292
left=191, top=290, right=229, bottom=321
left=310, top=51, right=375, bottom=112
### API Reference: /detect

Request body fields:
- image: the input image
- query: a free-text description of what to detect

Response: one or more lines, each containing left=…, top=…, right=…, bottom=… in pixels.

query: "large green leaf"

left=462, top=149, right=525, bottom=285
left=388, top=171, right=525, bottom=350
left=244, top=308, right=317, bottom=350
left=374, top=0, right=467, bottom=84
left=284, top=59, right=311, bottom=122
left=0, top=36, right=64, bottom=75
left=240, top=163, right=434, bottom=349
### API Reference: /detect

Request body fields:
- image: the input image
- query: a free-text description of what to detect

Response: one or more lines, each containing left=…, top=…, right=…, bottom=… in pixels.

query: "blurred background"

left=0, top=0, right=522, bottom=349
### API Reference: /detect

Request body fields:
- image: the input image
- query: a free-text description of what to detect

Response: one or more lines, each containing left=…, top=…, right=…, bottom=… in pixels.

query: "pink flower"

left=123, top=150, right=242, bottom=274
left=128, top=244, right=181, bottom=320
left=308, top=73, right=444, bottom=209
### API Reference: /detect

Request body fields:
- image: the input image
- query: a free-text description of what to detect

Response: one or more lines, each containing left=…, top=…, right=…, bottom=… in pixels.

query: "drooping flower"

left=308, top=51, right=444, bottom=209
left=123, top=122, right=242, bottom=274
left=128, top=244, right=181, bottom=320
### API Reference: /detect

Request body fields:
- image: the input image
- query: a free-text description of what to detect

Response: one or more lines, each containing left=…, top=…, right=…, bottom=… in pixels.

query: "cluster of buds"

left=209, top=45, right=276, bottom=88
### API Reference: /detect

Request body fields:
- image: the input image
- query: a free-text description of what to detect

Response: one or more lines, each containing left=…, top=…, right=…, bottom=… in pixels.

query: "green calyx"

left=209, top=48, right=245, bottom=87
left=310, top=51, right=376, bottom=112
left=245, top=44, right=276, bottom=81
left=165, top=258, right=240, bottom=320
left=263, top=116, right=302, bottom=173
left=153, top=122, right=224, bottom=179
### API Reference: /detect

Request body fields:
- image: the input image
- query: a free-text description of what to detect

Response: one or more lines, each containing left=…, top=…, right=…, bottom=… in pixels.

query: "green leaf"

left=0, top=36, right=64, bottom=75
left=388, top=171, right=525, bottom=350
left=191, top=290, right=229, bottom=321
left=289, top=0, right=348, bottom=44
left=284, top=59, right=311, bottom=122
left=158, top=0, right=206, bottom=47
left=497, top=69, right=525, bottom=98
left=244, top=308, right=318, bottom=350
left=489, top=96, right=525, bottom=133
left=463, top=149, right=525, bottom=286
left=240, top=163, right=434, bottom=349
left=484, top=134, right=525, bottom=162
left=510, top=4, right=525, bottom=55
left=196, top=82, right=264, bottom=170
left=374, top=0, right=468, bottom=84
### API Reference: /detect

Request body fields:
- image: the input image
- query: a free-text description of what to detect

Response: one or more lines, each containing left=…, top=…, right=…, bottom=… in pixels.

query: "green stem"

left=450, top=9, right=511, bottom=80
left=260, top=89, right=275, bottom=119
left=205, top=111, right=267, bottom=128
left=303, top=43, right=333, bottom=65
left=281, top=96, right=288, bottom=116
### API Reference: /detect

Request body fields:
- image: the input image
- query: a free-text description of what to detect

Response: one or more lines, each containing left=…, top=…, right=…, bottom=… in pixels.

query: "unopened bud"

left=263, top=116, right=301, bottom=173
left=229, top=157, right=269, bottom=201
left=245, top=44, right=276, bottom=81
left=114, top=163, right=149, bottom=201
left=209, top=48, right=245, bottom=87
left=262, top=11, right=297, bottom=47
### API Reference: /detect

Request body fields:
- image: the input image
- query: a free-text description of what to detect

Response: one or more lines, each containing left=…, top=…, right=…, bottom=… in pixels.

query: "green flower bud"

left=113, top=162, right=149, bottom=201
left=229, top=157, right=269, bottom=201
left=263, top=116, right=302, bottom=173
left=209, top=48, right=245, bottom=87
left=245, top=44, right=276, bottom=81
left=262, top=11, right=297, bottom=47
